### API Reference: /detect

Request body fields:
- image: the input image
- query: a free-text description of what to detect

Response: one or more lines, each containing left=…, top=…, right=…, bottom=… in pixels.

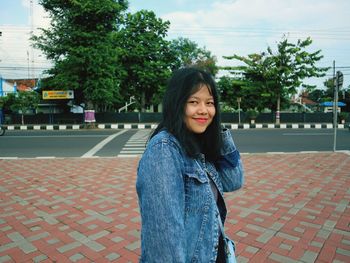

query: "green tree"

left=0, top=97, right=5, bottom=109
left=217, top=76, right=242, bottom=111
left=308, top=78, right=334, bottom=104
left=265, top=37, right=328, bottom=122
left=170, top=37, right=218, bottom=75
left=222, top=52, right=282, bottom=111
left=32, top=0, right=128, bottom=111
left=223, top=36, right=328, bottom=122
left=5, top=92, right=40, bottom=124
left=307, top=88, right=328, bottom=104
left=312, top=77, right=350, bottom=112
left=118, top=10, right=174, bottom=112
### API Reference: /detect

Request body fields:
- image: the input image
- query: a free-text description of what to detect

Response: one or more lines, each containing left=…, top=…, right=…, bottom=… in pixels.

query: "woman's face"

left=184, top=85, right=216, bottom=134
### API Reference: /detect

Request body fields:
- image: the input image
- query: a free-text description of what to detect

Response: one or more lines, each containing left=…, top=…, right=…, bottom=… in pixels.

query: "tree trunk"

left=141, top=91, right=146, bottom=112
left=21, top=114, right=24, bottom=125
left=276, top=94, right=280, bottom=124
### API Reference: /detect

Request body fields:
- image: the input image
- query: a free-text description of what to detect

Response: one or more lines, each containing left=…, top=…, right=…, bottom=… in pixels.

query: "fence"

left=3, top=112, right=341, bottom=125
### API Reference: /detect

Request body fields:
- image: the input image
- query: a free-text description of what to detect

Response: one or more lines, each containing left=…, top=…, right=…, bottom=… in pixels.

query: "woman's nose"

left=197, top=103, right=208, bottom=114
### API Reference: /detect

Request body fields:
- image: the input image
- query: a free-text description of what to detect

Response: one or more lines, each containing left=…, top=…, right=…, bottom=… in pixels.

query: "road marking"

left=283, top=133, right=333, bottom=136
left=3, top=135, right=109, bottom=138
left=123, top=148, right=145, bottom=151
left=118, top=130, right=149, bottom=157
left=81, top=130, right=128, bottom=158
left=118, top=154, right=140, bottom=158
left=118, top=151, right=144, bottom=156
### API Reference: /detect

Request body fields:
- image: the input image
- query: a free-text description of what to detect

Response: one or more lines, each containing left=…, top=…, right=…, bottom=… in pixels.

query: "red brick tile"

left=116, top=247, right=139, bottom=262
left=318, top=245, right=336, bottom=262
left=249, top=248, right=271, bottom=262
left=48, top=251, right=70, bottom=262
left=287, top=246, right=306, bottom=260
left=0, top=153, right=349, bottom=262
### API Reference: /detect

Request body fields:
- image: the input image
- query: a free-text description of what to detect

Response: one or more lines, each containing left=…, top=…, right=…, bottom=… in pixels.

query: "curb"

left=3, top=123, right=349, bottom=130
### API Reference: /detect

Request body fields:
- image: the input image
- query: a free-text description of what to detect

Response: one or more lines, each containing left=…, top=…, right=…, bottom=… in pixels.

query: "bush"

left=339, top=112, right=349, bottom=122
left=246, top=108, right=259, bottom=120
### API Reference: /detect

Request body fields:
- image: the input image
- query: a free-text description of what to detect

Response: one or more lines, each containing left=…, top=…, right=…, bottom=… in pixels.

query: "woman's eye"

left=207, top=101, right=214, bottom=105
left=188, top=100, right=198, bottom=104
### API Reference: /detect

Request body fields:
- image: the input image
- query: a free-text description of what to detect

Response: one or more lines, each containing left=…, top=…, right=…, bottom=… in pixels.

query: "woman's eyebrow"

left=188, top=95, right=214, bottom=100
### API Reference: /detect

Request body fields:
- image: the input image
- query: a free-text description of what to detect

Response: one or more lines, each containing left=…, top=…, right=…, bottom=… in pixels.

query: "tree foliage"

left=222, top=36, right=329, bottom=113
left=308, top=78, right=350, bottom=112
left=307, top=78, right=334, bottom=103
left=118, top=10, right=174, bottom=111
left=265, top=37, right=328, bottom=95
left=170, top=37, right=218, bottom=76
left=4, top=91, right=40, bottom=124
left=220, top=53, right=281, bottom=111
left=217, top=76, right=242, bottom=110
left=32, top=0, right=128, bottom=111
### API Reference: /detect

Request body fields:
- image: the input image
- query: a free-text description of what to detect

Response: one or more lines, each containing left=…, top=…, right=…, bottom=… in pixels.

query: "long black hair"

left=152, top=67, right=223, bottom=162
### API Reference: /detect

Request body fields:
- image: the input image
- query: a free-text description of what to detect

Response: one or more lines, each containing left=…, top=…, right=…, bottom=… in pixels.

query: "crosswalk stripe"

left=117, top=130, right=150, bottom=157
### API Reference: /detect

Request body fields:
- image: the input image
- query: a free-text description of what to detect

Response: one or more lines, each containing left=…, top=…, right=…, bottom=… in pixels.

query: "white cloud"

left=20, top=0, right=50, bottom=28
left=1, top=0, right=349, bottom=88
left=162, top=0, right=350, bottom=87
left=0, top=1, right=51, bottom=79
left=163, top=0, right=350, bottom=55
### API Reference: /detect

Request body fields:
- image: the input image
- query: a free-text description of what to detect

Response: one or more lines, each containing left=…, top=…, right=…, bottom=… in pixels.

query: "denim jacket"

left=136, top=129, right=244, bottom=263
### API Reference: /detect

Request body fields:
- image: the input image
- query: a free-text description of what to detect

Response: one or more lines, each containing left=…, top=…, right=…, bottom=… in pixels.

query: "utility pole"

left=333, top=61, right=337, bottom=152
left=29, top=0, right=35, bottom=79
left=332, top=63, right=344, bottom=152
left=237, top=97, right=241, bottom=124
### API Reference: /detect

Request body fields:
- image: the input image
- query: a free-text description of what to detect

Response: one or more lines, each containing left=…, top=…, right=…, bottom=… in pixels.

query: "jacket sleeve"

left=216, top=129, right=244, bottom=192
left=136, top=139, right=186, bottom=263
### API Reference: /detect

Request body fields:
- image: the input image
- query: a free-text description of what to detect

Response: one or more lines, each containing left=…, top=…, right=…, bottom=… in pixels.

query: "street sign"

left=336, top=71, right=343, bottom=88
left=42, top=90, right=74, bottom=99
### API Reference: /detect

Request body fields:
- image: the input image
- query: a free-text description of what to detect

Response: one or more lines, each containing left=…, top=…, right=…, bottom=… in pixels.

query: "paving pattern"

left=0, top=153, right=349, bottom=262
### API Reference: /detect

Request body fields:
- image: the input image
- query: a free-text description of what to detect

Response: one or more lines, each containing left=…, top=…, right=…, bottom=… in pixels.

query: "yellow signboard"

left=42, top=90, right=74, bottom=100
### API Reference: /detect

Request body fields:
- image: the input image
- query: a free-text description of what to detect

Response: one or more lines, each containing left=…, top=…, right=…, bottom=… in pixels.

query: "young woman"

left=136, top=67, right=244, bottom=262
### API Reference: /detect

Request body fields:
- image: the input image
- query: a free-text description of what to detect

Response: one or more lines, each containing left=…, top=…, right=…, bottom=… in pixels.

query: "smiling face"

left=184, top=84, right=216, bottom=134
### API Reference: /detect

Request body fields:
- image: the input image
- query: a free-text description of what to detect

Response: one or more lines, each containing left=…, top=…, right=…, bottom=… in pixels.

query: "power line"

left=0, top=66, right=50, bottom=70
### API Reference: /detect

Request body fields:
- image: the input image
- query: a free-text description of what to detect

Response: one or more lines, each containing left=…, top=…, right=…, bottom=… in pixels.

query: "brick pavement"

left=0, top=153, right=349, bottom=262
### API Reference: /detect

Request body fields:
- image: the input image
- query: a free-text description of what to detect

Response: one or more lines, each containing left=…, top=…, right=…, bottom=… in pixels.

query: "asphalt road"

left=0, top=128, right=349, bottom=158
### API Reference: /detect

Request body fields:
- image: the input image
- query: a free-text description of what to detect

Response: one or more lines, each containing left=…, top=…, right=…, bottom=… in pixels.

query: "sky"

left=0, top=0, right=350, bottom=91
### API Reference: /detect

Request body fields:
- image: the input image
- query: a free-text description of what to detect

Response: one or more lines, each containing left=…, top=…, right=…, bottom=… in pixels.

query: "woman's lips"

left=194, top=118, right=208, bottom=124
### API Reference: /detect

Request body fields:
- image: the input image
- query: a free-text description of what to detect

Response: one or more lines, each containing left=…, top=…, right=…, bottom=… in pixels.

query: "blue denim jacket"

left=136, top=129, right=244, bottom=263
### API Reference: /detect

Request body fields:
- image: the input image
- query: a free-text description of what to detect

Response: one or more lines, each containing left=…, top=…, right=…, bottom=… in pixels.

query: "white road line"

left=81, top=130, right=128, bottom=158
left=4, top=135, right=108, bottom=138
left=118, top=130, right=149, bottom=157
left=118, top=154, right=140, bottom=157
left=120, top=148, right=145, bottom=151
left=283, top=133, right=333, bottom=136
left=120, top=150, right=144, bottom=153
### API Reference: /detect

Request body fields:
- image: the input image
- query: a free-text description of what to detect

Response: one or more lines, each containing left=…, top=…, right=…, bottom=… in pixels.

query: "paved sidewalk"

left=0, top=153, right=349, bottom=262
